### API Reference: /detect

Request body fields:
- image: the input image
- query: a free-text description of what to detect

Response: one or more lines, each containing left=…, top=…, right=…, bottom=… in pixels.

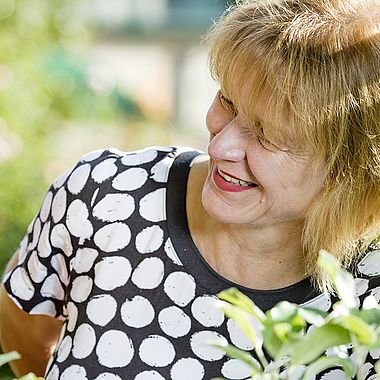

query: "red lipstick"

left=212, top=166, right=256, bottom=193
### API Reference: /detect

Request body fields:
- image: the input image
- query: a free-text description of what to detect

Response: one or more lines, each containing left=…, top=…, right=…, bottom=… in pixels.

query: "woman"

left=2, top=0, right=380, bottom=379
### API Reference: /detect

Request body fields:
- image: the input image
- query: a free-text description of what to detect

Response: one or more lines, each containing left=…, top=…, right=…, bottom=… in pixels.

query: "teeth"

left=218, top=169, right=254, bottom=187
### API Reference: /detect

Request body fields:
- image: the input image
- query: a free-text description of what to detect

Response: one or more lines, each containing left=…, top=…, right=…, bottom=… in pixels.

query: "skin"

left=187, top=90, right=326, bottom=289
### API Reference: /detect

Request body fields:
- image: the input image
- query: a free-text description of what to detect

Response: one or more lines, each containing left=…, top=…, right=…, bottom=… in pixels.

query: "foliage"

left=0, top=1, right=144, bottom=378
left=0, top=0, right=142, bottom=274
left=213, top=250, right=380, bottom=380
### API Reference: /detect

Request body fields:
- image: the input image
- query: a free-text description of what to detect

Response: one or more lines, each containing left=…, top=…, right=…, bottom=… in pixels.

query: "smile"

left=217, top=168, right=257, bottom=188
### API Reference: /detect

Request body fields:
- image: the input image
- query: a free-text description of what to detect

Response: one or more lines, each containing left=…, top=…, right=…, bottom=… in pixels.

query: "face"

left=201, top=90, right=326, bottom=228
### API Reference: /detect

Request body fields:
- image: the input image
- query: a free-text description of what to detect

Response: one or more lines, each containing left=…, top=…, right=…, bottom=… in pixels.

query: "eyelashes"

left=218, top=91, right=237, bottom=116
left=217, top=90, right=290, bottom=153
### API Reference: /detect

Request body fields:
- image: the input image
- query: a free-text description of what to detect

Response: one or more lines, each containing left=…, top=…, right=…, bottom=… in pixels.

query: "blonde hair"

left=205, top=0, right=380, bottom=289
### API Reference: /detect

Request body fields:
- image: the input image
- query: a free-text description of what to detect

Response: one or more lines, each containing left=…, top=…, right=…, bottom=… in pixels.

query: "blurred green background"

left=0, top=0, right=229, bottom=377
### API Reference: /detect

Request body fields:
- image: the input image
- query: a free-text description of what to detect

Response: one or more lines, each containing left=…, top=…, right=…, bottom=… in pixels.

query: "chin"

left=201, top=196, right=249, bottom=225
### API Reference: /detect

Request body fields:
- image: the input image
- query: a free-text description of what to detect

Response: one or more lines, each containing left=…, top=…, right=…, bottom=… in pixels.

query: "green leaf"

left=263, top=326, right=286, bottom=358
left=279, top=323, right=351, bottom=364
left=340, top=314, right=376, bottom=345
left=0, top=352, right=20, bottom=367
left=265, top=303, right=305, bottom=335
left=357, top=307, right=380, bottom=326
left=267, top=302, right=298, bottom=323
left=218, top=288, right=265, bottom=322
left=317, top=250, right=356, bottom=308
left=301, top=356, right=356, bottom=380
left=263, top=303, right=306, bottom=358
left=252, top=374, right=277, bottom=380
left=297, top=307, right=328, bottom=326
left=217, top=301, right=264, bottom=348
left=210, top=342, right=261, bottom=373
left=273, top=323, right=293, bottom=341
left=368, top=325, right=380, bottom=350
left=375, top=359, right=380, bottom=374
left=16, top=374, right=44, bottom=380
left=350, top=345, right=370, bottom=370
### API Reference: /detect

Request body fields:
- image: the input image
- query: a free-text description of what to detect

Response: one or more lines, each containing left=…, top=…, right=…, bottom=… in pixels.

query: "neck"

left=187, top=157, right=307, bottom=290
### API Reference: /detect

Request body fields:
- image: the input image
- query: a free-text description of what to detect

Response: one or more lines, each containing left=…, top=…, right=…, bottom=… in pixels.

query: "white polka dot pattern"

left=138, top=335, right=175, bottom=367
left=121, top=148, right=158, bottom=166
left=30, top=300, right=56, bottom=315
left=28, top=251, right=48, bottom=283
left=40, top=191, right=53, bottom=223
left=94, top=222, right=131, bottom=252
left=51, top=224, right=73, bottom=257
left=121, top=296, right=155, bottom=328
left=164, top=238, right=183, bottom=266
left=94, top=374, right=123, bottom=380
left=158, top=306, right=191, bottom=338
left=57, top=336, right=72, bottom=363
left=71, top=247, right=98, bottom=273
left=52, top=187, right=67, bottom=223
left=134, top=370, right=165, bottom=380
left=60, top=364, right=88, bottom=380
left=112, top=168, right=148, bottom=191
left=93, top=193, right=135, bottom=222
left=139, top=189, right=166, bottom=222
left=164, top=272, right=196, bottom=306
left=94, top=256, right=132, bottom=290
left=72, top=323, right=96, bottom=359
left=66, top=199, right=93, bottom=239
left=10, top=267, right=35, bottom=301
left=135, top=225, right=164, bottom=254
left=3, top=147, right=379, bottom=380
left=71, top=276, right=93, bottom=303
left=45, top=364, right=59, bottom=380
left=91, top=158, right=118, bottom=184
left=87, top=295, right=117, bottom=326
left=227, top=318, right=261, bottom=351
left=132, top=257, right=164, bottom=289
left=170, top=358, right=205, bottom=380
left=221, top=358, right=253, bottom=379
left=191, top=296, right=224, bottom=327
left=190, top=331, right=227, bottom=361
left=67, top=164, right=91, bottom=195
left=96, top=330, right=134, bottom=368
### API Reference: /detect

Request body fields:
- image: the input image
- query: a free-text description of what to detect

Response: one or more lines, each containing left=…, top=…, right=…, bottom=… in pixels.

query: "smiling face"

left=201, top=90, right=327, bottom=228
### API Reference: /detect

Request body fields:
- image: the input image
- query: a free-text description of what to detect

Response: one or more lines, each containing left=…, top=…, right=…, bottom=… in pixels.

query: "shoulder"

left=51, top=146, right=202, bottom=193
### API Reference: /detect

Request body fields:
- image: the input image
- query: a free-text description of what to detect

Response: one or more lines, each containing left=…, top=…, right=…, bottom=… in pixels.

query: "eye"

left=257, top=127, right=290, bottom=153
left=258, top=136, right=279, bottom=151
left=219, top=91, right=237, bottom=116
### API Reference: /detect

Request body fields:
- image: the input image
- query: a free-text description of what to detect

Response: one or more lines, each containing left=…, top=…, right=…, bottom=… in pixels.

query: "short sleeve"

left=2, top=148, right=116, bottom=320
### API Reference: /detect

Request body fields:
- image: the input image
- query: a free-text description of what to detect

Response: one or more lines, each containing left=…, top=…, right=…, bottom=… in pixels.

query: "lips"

left=217, top=169, right=255, bottom=187
left=212, top=166, right=257, bottom=192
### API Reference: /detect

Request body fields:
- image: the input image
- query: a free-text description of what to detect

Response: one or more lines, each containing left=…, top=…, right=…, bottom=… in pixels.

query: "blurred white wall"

left=79, top=0, right=223, bottom=149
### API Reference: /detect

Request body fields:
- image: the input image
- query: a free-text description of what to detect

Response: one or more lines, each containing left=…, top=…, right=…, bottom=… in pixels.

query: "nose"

left=208, top=121, right=246, bottom=162
left=206, top=92, right=234, bottom=137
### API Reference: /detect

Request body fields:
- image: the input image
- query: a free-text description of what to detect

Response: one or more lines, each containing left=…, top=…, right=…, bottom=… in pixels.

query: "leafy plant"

left=213, top=250, right=380, bottom=379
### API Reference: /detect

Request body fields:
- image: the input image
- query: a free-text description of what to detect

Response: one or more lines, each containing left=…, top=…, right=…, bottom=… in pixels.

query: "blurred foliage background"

left=0, top=0, right=229, bottom=377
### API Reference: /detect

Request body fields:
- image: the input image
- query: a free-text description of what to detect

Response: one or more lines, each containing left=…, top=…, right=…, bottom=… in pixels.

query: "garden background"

left=0, top=0, right=230, bottom=378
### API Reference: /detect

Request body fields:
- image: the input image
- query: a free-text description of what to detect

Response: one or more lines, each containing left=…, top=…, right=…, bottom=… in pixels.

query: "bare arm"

left=0, top=254, right=63, bottom=377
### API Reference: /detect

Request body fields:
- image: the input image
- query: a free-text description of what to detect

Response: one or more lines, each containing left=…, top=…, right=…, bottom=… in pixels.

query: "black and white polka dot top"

left=4, top=146, right=380, bottom=380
